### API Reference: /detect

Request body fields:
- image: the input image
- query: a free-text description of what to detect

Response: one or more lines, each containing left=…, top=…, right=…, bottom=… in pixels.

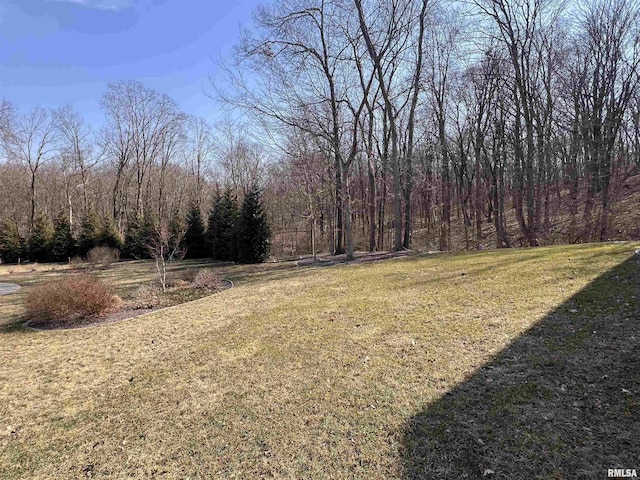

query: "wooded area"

left=1, top=0, right=639, bottom=263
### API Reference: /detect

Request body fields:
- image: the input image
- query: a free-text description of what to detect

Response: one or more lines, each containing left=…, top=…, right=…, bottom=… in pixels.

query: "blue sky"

left=0, top=0, right=259, bottom=126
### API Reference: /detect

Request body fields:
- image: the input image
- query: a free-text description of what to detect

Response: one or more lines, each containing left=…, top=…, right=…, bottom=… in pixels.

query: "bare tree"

left=102, top=81, right=185, bottom=222
left=187, top=116, right=215, bottom=206
left=571, top=0, right=640, bottom=240
left=146, top=223, right=186, bottom=293
left=214, top=120, right=265, bottom=199
left=354, top=0, right=432, bottom=251
left=55, top=105, right=100, bottom=224
left=1, top=107, right=58, bottom=230
left=219, top=0, right=374, bottom=259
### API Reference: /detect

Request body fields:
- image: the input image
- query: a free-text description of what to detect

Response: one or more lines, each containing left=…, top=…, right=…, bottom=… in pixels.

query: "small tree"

left=78, top=207, right=101, bottom=257
left=28, top=214, right=53, bottom=262
left=0, top=219, right=23, bottom=264
left=183, top=202, right=206, bottom=259
left=50, top=212, right=75, bottom=262
left=207, top=189, right=239, bottom=261
left=146, top=223, right=185, bottom=293
left=237, top=184, right=271, bottom=264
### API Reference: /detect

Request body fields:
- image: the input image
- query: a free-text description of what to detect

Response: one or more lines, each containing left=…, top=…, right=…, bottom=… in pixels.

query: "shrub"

left=86, top=246, right=120, bottom=268
left=193, top=268, right=220, bottom=289
left=130, top=284, right=163, bottom=310
left=25, top=274, right=120, bottom=323
left=167, top=268, right=197, bottom=288
left=69, top=256, right=85, bottom=270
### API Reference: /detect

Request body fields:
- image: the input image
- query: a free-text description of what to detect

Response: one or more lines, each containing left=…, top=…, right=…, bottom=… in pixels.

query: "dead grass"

left=0, top=259, right=268, bottom=328
left=0, top=243, right=638, bottom=479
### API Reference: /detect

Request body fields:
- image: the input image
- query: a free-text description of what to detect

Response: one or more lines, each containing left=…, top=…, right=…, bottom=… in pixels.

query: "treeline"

left=0, top=186, right=270, bottom=264
left=1, top=0, right=639, bottom=262
left=222, top=0, right=640, bottom=257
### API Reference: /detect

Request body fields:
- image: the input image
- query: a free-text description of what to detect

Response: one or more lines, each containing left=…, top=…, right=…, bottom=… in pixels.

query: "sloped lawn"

left=0, top=243, right=638, bottom=479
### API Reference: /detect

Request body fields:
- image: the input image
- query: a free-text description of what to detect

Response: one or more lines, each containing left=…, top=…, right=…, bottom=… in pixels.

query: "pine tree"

left=50, top=212, right=76, bottom=262
left=122, top=217, right=153, bottom=259
left=207, top=190, right=239, bottom=261
left=168, top=211, right=186, bottom=254
left=184, top=202, right=206, bottom=259
left=98, top=216, right=123, bottom=251
left=28, top=214, right=54, bottom=262
left=206, top=192, right=223, bottom=259
left=122, top=220, right=140, bottom=259
left=78, top=207, right=102, bottom=256
left=0, top=219, right=23, bottom=264
left=237, top=185, right=271, bottom=264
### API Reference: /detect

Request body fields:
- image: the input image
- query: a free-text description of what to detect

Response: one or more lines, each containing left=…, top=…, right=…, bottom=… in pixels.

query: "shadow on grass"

left=402, top=255, right=640, bottom=479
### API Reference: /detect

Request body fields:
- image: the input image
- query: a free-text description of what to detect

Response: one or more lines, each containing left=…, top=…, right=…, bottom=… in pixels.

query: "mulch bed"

left=24, top=279, right=233, bottom=331
left=296, top=250, right=414, bottom=267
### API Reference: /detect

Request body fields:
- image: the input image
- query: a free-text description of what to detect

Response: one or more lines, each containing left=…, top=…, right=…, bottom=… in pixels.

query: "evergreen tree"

left=207, top=190, right=239, bottom=261
left=50, top=212, right=76, bottom=262
left=122, top=217, right=154, bottom=259
left=169, top=211, right=186, bottom=254
left=206, top=192, right=223, bottom=258
left=122, top=220, right=140, bottom=259
left=78, top=207, right=102, bottom=256
left=237, top=185, right=271, bottom=264
left=28, top=214, right=54, bottom=262
left=0, top=219, right=23, bottom=264
left=184, top=202, right=206, bottom=259
left=98, top=216, right=123, bottom=251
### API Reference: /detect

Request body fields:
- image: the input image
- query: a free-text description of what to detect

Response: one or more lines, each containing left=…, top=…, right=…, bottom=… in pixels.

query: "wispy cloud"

left=48, top=0, right=132, bottom=10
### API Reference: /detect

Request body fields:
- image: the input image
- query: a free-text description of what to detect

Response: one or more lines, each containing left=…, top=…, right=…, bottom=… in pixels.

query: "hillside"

left=412, top=171, right=640, bottom=252
left=1, top=243, right=639, bottom=478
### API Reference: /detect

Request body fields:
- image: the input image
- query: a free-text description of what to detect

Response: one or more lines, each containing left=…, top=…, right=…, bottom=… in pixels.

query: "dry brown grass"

left=0, top=242, right=638, bottom=479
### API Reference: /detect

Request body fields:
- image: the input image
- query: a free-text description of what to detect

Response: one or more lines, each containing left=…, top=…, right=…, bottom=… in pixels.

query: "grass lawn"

left=0, top=243, right=638, bottom=479
left=0, top=259, right=305, bottom=329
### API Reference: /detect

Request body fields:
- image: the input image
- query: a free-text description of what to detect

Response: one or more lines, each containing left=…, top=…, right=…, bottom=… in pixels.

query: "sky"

left=0, top=0, right=260, bottom=126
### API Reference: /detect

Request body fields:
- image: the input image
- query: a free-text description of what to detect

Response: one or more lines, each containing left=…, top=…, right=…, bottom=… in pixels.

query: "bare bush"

left=86, top=246, right=120, bottom=269
left=69, top=255, right=85, bottom=270
left=168, top=268, right=198, bottom=287
left=193, top=269, right=220, bottom=289
left=130, top=284, right=163, bottom=310
left=25, top=274, right=120, bottom=323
